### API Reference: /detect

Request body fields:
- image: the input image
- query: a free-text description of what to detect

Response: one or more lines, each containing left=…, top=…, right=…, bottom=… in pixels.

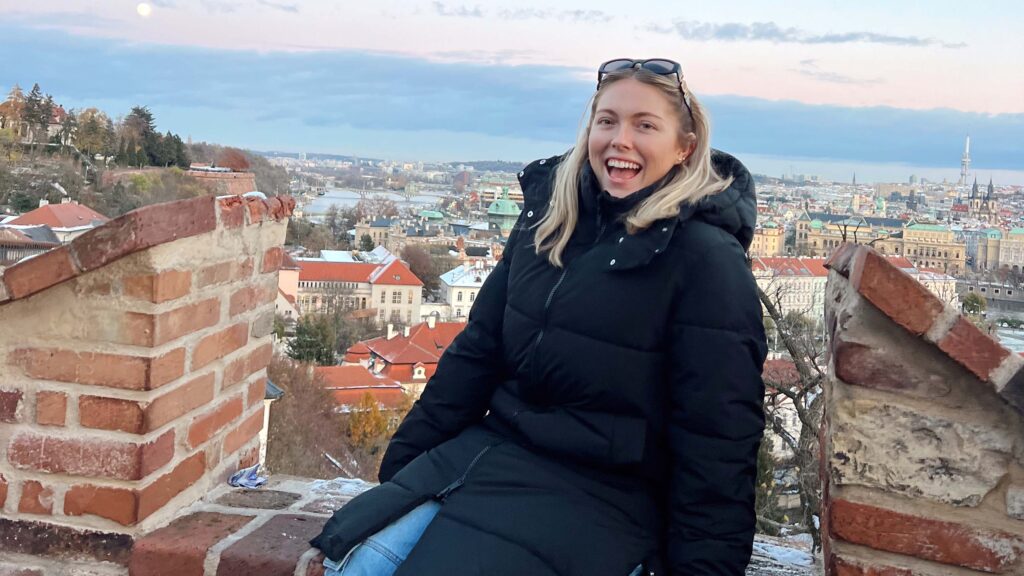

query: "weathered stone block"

left=830, top=400, right=1012, bottom=506
left=1009, top=484, right=1024, bottom=521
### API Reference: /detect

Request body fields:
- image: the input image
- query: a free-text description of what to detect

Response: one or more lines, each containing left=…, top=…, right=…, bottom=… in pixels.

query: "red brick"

left=216, top=514, right=325, bottom=576
left=2, top=245, right=77, bottom=300
left=35, top=391, right=66, bottom=426
left=18, top=481, right=53, bottom=515
left=261, top=247, right=283, bottom=273
left=229, top=286, right=257, bottom=317
left=246, top=377, right=266, bottom=409
left=849, top=249, right=944, bottom=336
left=829, top=555, right=914, bottom=576
left=192, top=323, right=249, bottom=370
left=148, top=298, right=221, bottom=346
left=223, top=409, right=264, bottom=456
left=130, top=511, right=254, bottom=576
left=833, top=339, right=950, bottom=395
left=141, top=430, right=176, bottom=477
left=245, top=198, right=268, bottom=224
left=830, top=499, right=1024, bottom=572
left=269, top=196, right=296, bottom=220
left=79, top=396, right=145, bottom=433
left=72, top=195, right=217, bottom=272
left=12, top=349, right=149, bottom=390
left=218, top=196, right=246, bottom=229
left=137, top=452, right=206, bottom=520
left=8, top=430, right=174, bottom=481
left=198, top=261, right=233, bottom=287
left=225, top=343, right=273, bottom=389
left=64, top=485, right=139, bottom=526
left=124, top=270, right=192, bottom=303
left=145, top=372, right=216, bottom=431
left=151, top=347, right=186, bottom=388
left=0, top=389, right=22, bottom=423
left=937, top=316, right=1010, bottom=381
left=0, top=474, right=7, bottom=509
left=187, top=395, right=244, bottom=448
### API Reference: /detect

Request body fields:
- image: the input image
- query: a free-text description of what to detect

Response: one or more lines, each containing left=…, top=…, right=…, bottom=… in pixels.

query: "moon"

left=137, top=3, right=152, bottom=17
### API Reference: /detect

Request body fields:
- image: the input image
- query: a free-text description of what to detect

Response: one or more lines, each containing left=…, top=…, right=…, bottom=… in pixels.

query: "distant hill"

left=451, top=160, right=525, bottom=173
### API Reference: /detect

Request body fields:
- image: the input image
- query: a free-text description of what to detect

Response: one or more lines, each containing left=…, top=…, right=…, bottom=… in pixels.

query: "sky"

left=1, top=0, right=1023, bottom=182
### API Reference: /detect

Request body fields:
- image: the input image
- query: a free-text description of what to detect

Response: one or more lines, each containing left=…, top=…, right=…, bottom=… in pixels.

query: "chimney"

left=403, top=326, right=410, bottom=337
left=387, top=323, right=396, bottom=340
left=426, top=315, right=436, bottom=329
left=0, top=194, right=295, bottom=565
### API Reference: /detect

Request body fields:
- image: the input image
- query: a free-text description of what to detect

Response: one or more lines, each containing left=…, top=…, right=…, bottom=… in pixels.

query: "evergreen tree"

left=359, top=233, right=375, bottom=251
left=286, top=315, right=336, bottom=366
left=754, top=432, right=782, bottom=535
left=172, top=134, right=190, bottom=168
left=23, top=83, right=44, bottom=143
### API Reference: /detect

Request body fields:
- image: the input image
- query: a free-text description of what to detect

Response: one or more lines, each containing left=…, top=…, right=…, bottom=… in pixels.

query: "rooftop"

left=8, top=202, right=108, bottom=230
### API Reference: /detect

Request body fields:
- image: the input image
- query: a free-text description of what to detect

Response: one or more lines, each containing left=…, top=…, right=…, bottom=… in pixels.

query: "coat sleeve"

left=377, top=216, right=525, bottom=483
left=666, top=236, right=767, bottom=575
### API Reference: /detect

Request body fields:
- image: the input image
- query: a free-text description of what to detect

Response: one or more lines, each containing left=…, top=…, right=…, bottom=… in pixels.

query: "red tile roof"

left=9, top=204, right=108, bottom=229
left=368, top=259, right=423, bottom=287
left=316, top=365, right=401, bottom=388
left=363, top=322, right=465, bottom=366
left=281, top=252, right=301, bottom=270
left=299, top=261, right=378, bottom=282
left=330, top=387, right=409, bottom=411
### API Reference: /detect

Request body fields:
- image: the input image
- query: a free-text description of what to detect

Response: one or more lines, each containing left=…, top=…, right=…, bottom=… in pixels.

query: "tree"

left=265, top=355, right=359, bottom=478
left=58, top=109, right=77, bottom=146
left=757, top=283, right=825, bottom=551
left=402, top=244, right=440, bottom=296
left=216, top=147, right=251, bottom=171
left=287, top=315, right=336, bottom=365
left=348, top=393, right=390, bottom=449
left=962, top=292, right=986, bottom=315
left=22, top=84, right=44, bottom=144
left=10, top=192, right=35, bottom=213
left=0, top=84, right=25, bottom=135
left=754, top=433, right=787, bottom=536
left=359, top=233, right=375, bottom=251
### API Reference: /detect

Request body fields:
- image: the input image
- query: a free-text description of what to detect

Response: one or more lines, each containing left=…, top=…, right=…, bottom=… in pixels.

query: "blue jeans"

left=323, top=500, right=644, bottom=576
left=324, top=501, right=442, bottom=576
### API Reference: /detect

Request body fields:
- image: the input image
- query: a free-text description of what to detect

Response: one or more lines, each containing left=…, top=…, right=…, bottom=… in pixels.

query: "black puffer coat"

left=311, top=150, right=767, bottom=575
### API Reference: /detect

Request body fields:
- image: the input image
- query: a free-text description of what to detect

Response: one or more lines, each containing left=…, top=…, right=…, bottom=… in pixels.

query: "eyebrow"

left=594, top=109, right=665, bottom=120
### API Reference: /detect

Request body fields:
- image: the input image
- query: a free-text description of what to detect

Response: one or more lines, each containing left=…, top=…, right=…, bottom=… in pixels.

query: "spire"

left=971, top=177, right=978, bottom=199
left=987, top=177, right=994, bottom=200
left=852, top=172, right=857, bottom=186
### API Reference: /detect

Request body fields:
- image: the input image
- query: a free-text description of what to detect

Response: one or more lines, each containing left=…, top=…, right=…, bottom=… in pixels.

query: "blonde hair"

left=532, top=68, right=733, bottom=267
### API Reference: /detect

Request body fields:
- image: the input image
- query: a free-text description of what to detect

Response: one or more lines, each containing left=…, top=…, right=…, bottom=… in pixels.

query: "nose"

left=610, top=125, right=633, bottom=149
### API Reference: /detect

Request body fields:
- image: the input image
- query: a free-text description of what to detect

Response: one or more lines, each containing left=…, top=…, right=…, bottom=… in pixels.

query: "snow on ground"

left=746, top=534, right=819, bottom=575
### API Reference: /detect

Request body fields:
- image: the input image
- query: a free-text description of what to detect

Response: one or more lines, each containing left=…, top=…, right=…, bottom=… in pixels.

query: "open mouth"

left=605, top=158, right=642, bottom=183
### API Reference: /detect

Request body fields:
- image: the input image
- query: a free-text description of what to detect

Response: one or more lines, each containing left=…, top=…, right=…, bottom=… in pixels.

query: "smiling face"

left=587, top=77, right=693, bottom=198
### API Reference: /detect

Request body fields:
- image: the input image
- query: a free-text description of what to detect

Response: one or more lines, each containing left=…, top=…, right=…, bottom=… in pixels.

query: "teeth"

left=607, top=159, right=641, bottom=170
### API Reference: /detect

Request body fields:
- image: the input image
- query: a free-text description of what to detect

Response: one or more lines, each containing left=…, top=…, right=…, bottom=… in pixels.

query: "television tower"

left=959, top=135, right=971, bottom=186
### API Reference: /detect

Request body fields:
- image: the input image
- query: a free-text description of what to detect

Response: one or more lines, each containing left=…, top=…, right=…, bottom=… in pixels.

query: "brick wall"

left=823, top=243, right=1024, bottom=575
left=0, top=194, right=294, bottom=571
left=184, top=171, right=258, bottom=196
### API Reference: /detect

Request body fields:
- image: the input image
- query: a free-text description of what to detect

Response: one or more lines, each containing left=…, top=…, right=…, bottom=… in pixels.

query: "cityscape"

left=1, top=1, right=1023, bottom=575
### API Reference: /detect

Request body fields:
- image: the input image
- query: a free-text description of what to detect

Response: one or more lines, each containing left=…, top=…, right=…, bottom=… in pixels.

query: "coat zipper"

left=436, top=444, right=493, bottom=501
left=529, top=215, right=607, bottom=389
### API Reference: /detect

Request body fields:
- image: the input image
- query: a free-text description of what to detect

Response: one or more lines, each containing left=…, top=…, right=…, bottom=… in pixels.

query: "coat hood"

left=687, top=150, right=757, bottom=252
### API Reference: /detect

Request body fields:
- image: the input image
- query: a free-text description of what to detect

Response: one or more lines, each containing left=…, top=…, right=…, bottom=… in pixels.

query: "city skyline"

left=2, top=0, right=1022, bottom=182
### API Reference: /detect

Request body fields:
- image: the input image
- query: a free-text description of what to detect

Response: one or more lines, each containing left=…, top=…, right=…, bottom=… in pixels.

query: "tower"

left=959, top=135, right=971, bottom=186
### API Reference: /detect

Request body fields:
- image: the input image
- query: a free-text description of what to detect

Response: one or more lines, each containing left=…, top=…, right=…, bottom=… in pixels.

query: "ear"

left=676, top=132, right=697, bottom=165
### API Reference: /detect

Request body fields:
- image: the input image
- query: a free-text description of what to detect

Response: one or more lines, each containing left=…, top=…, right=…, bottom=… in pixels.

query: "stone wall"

left=0, top=194, right=294, bottom=573
left=184, top=171, right=258, bottom=196
left=823, top=243, right=1024, bottom=575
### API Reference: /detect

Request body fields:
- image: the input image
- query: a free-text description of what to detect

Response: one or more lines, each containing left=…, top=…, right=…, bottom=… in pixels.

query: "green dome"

left=487, top=188, right=522, bottom=218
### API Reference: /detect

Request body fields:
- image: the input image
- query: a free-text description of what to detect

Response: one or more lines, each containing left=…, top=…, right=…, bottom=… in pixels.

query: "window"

left=456, top=308, right=463, bottom=317
left=413, top=366, right=426, bottom=379
left=378, top=309, right=385, bottom=321
left=1009, top=290, right=1013, bottom=296
left=981, top=287, right=987, bottom=292
left=407, top=310, right=412, bottom=323
left=380, top=291, right=386, bottom=303
left=392, top=291, right=402, bottom=304
left=408, top=290, right=413, bottom=304
left=457, top=291, right=463, bottom=302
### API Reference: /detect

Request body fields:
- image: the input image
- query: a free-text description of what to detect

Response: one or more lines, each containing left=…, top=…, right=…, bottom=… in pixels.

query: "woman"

left=312, top=58, right=767, bottom=576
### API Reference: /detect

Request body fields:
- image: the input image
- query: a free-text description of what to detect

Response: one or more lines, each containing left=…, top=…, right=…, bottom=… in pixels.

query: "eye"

left=639, top=121, right=657, bottom=130
left=595, top=116, right=615, bottom=126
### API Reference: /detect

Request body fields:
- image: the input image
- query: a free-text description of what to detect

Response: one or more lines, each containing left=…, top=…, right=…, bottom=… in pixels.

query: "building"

left=891, top=223, right=966, bottom=275
left=967, top=177, right=998, bottom=224
left=964, top=228, right=1002, bottom=271
left=6, top=202, right=108, bottom=243
left=750, top=222, right=785, bottom=256
left=751, top=257, right=829, bottom=321
left=486, top=187, right=522, bottom=237
left=439, top=260, right=498, bottom=320
left=296, top=255, right=423, bottom=327
left=0, top=225, right=59, bottom=266
left=354, top=218, right=392, bottom=248
left=314, top=365, right=409, bottom=423
left=795, top=211, right=904, bottom=257
left=344, top=317, right=465, bottom=397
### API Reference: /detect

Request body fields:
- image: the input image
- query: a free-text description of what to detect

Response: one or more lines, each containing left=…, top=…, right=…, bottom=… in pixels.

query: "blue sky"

left=1, top=0, right=1022, bottom=180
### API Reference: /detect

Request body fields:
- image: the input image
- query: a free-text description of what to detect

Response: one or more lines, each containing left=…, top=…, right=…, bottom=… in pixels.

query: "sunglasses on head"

left=597, top=58, right=694, bottom=122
